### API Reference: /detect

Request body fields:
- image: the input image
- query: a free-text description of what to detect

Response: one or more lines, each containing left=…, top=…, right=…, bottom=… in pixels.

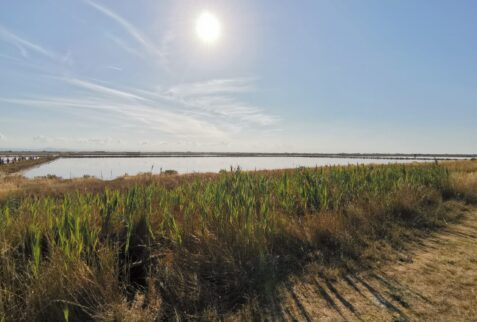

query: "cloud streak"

left=0, top=25, right=56, bottom=60
left=104, top=65, right=122, bottom=71
left=0, top=97, right=116, bottom=112
left=62, top=77, right=149, bottom=102
left=83, top=0, right=163, bottom=59
left=157, top=78, right=279, bottom=126
left=186, top=95, right=278, bottom=126
left=165, top=78, right=256, bottom=97
left=58, top=76, right=278, bottom=129
left=1, top=74, right=278, bottom=141
left=0, top=91, right=227, bottom=139
left=104, top=33, right=145, bottom=59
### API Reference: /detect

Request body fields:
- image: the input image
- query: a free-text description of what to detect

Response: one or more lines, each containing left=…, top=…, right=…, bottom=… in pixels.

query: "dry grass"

left=441, top=159, right=477, bottom=173
left=450, top=171, right=477, bottom=203
left=251, top=203, right=476, bottom=321
left=438, top=159, right=477, bottom=202
left=0, top=160, right=475, bottom=321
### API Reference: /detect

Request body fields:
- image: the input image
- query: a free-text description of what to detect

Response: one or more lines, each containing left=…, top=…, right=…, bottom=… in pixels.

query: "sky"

left=0, top=0, right=476, bottom=153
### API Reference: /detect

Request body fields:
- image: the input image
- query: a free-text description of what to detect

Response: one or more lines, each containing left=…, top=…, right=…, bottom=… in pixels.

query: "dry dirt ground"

left=251, top=207, right=477, bottom=321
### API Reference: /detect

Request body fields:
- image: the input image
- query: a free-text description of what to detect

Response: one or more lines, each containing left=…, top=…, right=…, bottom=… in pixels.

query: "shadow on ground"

left=246, top=210, right=477, bottom=321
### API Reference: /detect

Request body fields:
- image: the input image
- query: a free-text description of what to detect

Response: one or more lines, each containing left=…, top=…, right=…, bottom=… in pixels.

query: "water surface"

left=23, top=157, right=431, bottom=180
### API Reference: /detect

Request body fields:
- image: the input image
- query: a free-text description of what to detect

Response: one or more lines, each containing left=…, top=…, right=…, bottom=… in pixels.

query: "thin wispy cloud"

left=2, top=73, right=277, bottom=140
left=57, top=76, right=278, bottom=129
left=0, top=132, right=6, bottom=141
left=104, top=33, right=145, bottom=59
left=165, top=78, right=256, bottom=97
left=157, top=78, right=279, bottom=126
left=119, top=78, right=279, bottom=127
left=1, top=93, right=227, bottom=139
left=60, top=51, right=74, bottom=66
left=0, top=25, right=56, bottom=60
left=62, top=77, right=149, bottom=102
left=104, top=65, right=122, bottom=71
left=0, top=52, right=25, bottom=63
left=120, top=105, right=226, bottom=138
left=187, top=95, right=278, bottom=126
left=0, top=97, right=116, bottom=111
left=83, top=0, right=164, bottom=59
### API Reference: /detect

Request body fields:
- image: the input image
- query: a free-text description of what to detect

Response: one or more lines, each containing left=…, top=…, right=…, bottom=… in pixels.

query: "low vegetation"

left=0, top=156, right=56, bottom=175
left=0, top=160, right=476, bottom=321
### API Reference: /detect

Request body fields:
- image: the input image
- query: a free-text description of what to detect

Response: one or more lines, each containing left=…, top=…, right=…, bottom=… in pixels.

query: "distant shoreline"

left=0, top=156, right=57, bottom=175
left=0, top=151, right=475, bottom=160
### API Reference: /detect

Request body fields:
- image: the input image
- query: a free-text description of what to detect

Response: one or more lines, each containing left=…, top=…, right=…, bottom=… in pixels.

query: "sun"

left=195, top=11, right=221, bottom=44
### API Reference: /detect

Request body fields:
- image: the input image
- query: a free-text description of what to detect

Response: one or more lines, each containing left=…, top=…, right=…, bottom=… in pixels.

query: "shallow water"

left=22, top=157, right=432, bottom=180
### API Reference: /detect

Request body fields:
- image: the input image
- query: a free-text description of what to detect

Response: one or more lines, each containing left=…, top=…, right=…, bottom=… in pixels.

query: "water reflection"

left=24, top=157, right=427, bottom=180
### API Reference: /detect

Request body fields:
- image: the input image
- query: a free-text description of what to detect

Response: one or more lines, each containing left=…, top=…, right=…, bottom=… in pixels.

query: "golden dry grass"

left=247, top=203, right=476, bottom=322
left=450, top=171, right=477, bottom=202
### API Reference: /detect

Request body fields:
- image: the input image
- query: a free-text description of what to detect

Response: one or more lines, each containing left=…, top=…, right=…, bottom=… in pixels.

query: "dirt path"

left=262, top=208, right=477, bottom=321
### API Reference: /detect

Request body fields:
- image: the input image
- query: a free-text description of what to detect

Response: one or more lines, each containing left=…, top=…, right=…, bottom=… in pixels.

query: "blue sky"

left=0, top=0, right=476, bottom=153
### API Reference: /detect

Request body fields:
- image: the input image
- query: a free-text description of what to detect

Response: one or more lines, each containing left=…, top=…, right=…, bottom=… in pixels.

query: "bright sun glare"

left=196, top=11, right=221, bottom=44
